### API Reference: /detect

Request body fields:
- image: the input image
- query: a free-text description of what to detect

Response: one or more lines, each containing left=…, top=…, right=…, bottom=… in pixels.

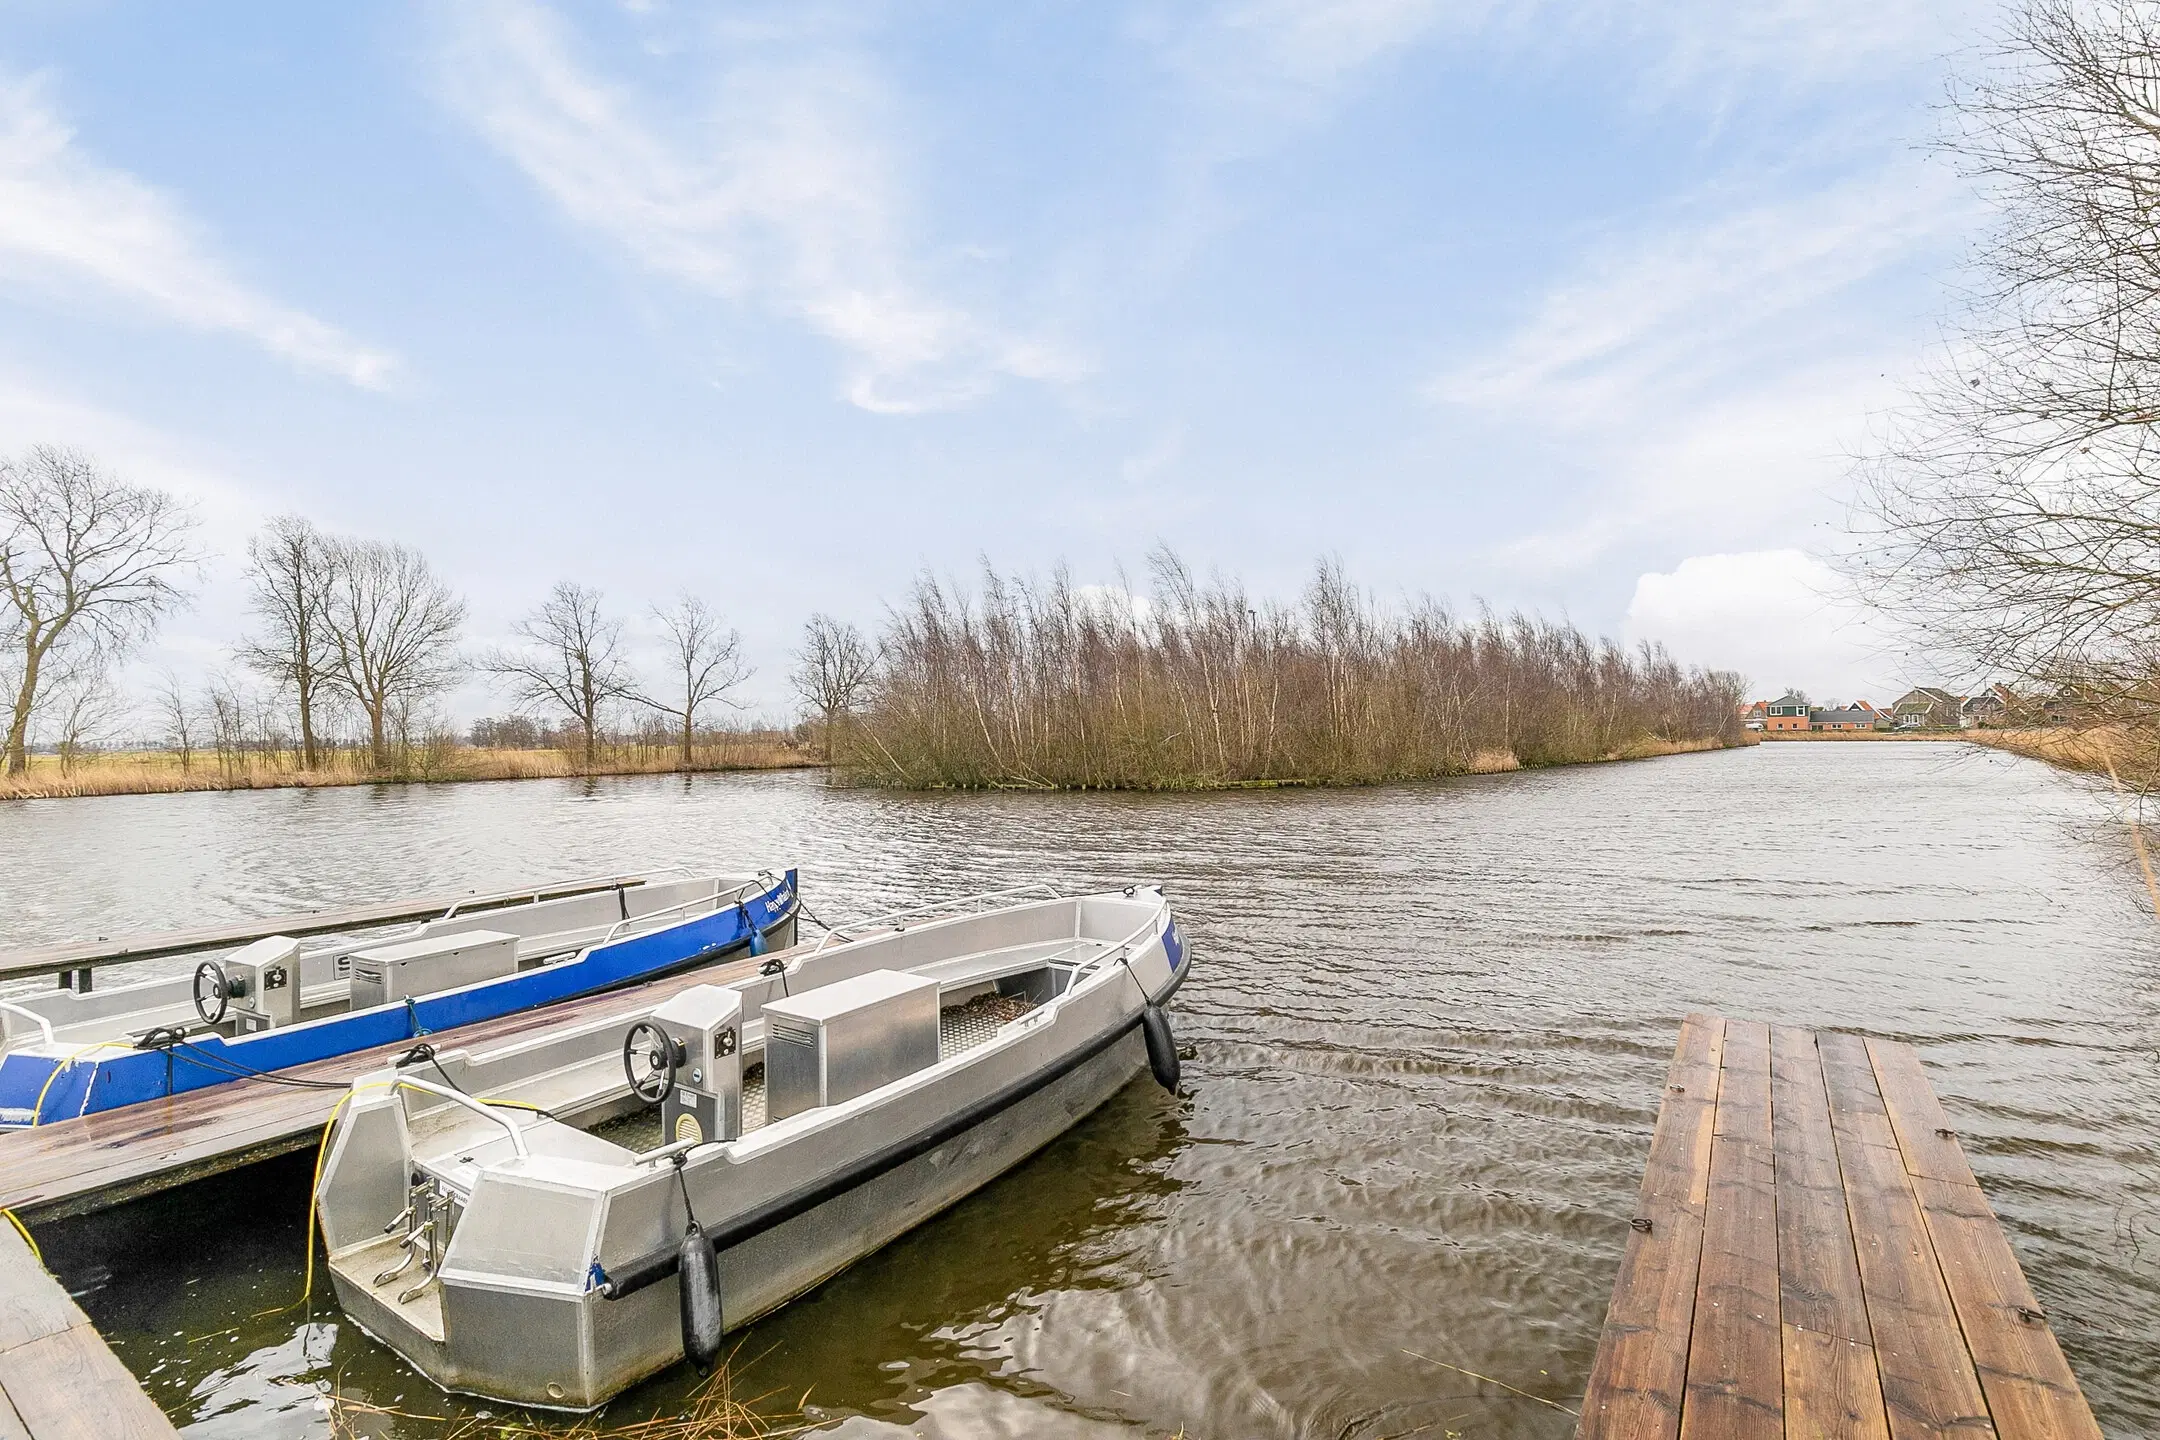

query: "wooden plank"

left=1871, top=1042, right=2101, bottom=1440
left=1575, top=1014, right=1724, bottom=1440
left=1832, top=1112, right=1996, bottom=1439
left=0, top=1324, right=178, bottom=1439
left=0, top=1228, right=82, bottom=1353
left=1769, top=1025, right=1891, bottom=1440
left=1677, top=1019, right=1779, bottom=1440
left=1819, top=1031, right=1900, bottom=1153
left=0, top=873, right=649, bottom=979
left=1866, top=1039, right=1980, bottom=1189
left=0, top=1386, right=30, bottom=1440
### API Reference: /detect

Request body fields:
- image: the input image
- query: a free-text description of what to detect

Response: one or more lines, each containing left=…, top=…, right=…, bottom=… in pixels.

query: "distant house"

left=1959, top=690, right=2006, bottom=729
left=1891, top=687, right=1963, bottom=729
left=1814, top=706, right=1879, bottom=732
left=1740, top=700, right=1768, bottom=731
left=1763, top=693, right=1812, bottom=732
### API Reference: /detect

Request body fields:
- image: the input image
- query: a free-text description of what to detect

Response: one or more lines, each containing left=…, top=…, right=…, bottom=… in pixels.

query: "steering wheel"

left=193, top=960, right=237, bottom=1026
left=622, top=1021, right=684, bottom=1105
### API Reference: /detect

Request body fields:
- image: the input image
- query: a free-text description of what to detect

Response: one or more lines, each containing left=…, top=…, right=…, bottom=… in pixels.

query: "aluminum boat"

left=0, top=868, right=798, bottom=1128
left=313, top=884, right=1187, bottom=1410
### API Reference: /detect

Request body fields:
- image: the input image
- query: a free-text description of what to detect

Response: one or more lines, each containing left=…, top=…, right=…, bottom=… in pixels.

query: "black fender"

left=677, top=1223, right=724, bottom=1372
left=1141, top=1005, right=1180, bottom=1092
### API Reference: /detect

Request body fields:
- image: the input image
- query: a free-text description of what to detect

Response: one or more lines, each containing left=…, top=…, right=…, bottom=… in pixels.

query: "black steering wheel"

left=193, top=960, right=237, bottom=1026
left=622, top=1021, right=684, bottom=1105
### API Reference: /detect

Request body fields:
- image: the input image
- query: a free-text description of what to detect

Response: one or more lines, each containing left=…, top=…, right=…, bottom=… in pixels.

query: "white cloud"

left=0, top=75, right=396, bottom=389
left=1443, top=162, right=1973, bottom=571
left=1624, top=549, right=1903, bottom=700
left=434, top=0, right=1076, bottom=414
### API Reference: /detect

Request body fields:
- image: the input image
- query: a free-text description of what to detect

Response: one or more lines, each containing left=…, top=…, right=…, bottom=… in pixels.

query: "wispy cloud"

left=1437, top=161, right=1975, bottom=570
left=0, top=75, right=396, bottom=389
left=434, top=0, right=1075, bottom=414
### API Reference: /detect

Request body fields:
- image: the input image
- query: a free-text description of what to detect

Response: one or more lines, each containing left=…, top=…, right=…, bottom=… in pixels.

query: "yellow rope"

left=2, top=1208, right=40, bottom=1265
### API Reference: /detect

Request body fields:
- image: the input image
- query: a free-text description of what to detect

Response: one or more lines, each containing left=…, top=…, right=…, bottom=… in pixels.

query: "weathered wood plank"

left=0, top=1386, right=30, bottom=1440
left=1869, top=1035, right=2101, bottom=1440
left=1679, top=1020, right=1778, bottom=1439
left=0, top=1324, right=178, bottom=1439
left=1831, top=1116, right=1996, bottom=1439
left=1575, top=1014, right=1724, bottom=1440
left=1819, top=1030, right=1900, bottom=1153
left=0, top=873, right=649, bottom=980
left=1867, top=1039, right=1980, bottom=1189
left=1769, top=1024, right=1891, bottom=1440
left=0, top=1228, right=82, bottom=1354
left=1908, top=1176, right=2101, bottom=1440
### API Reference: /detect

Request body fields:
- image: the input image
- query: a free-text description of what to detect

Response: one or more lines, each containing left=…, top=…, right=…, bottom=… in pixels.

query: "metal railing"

left=0, top=1000, right=55, bottom=1047
left=593, top=871, right=786, bottom=950
left=804, top=883, right=1067, bottom=959
left=392, top=1078, right=530, bottom=1158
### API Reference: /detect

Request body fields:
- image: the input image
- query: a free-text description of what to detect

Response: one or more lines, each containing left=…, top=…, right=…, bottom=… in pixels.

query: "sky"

left=0, top=0, right=1995, bottom=724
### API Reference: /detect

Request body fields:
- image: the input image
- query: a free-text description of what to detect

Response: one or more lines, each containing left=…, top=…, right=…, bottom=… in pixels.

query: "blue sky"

left=0, top=0, right=1990, bottom=719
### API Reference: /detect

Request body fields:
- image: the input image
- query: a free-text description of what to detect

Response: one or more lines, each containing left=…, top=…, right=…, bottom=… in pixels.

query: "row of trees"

left=6, top=450, right=1738, bottom=792
left=839, top=550, right=1744, bottom=788
left=0, top=447, right=797, bottom=778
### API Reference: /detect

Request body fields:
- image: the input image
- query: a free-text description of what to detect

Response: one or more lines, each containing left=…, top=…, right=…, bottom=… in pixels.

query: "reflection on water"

left=6, top=745, right=2159, bottom=1437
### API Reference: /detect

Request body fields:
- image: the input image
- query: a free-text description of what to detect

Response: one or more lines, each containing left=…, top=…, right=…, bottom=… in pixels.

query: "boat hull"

left=0, top=872, right=797, bottom=1128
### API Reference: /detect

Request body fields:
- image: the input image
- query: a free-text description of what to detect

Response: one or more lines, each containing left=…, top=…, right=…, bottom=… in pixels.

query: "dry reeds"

left=0, top=735, right=814, bottom=802
left=842, top=551, right=1746, bottom=790
left=326, top=1362, right=802, bottom=1439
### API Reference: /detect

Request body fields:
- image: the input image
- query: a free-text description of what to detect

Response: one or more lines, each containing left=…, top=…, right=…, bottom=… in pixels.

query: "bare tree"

left=1854, top=0, right=2160, bottom=718
left=641, top=595, right=750, bottom=769
left=0, top=447, right=195, bottom=775
left=319, top=538, right=466, bottom=771
left=153, top=668, right=196, bottom=773
left=791, top=614, right=876, bottom=765
left=483, top=582, right=636, bottom=770
left=238, top=515, right=336, bottom=768
left=41, top=649, right=122, bottom=775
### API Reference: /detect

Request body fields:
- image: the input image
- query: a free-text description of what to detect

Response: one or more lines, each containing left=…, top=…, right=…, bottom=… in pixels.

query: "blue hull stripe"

left=0, top=871, right=796, bottom=1127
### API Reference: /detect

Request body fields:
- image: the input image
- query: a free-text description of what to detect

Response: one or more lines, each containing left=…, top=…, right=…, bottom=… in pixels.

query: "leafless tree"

left=319, top=538, right=466, bottom=771
left=1853, top=0, right=2160, bottom=720
left=41, top=649, right=123, bottom=775
left=0, top=446, right=195, bottom=775
left=153, top=668, right=196, bottom=773
left=238, top=515, right=336, bottom=768
left=791, top=614, right=876, bottom=765
left=483, top=582, right=636, bottom=770
left=641, top=595, right=750, bottom=769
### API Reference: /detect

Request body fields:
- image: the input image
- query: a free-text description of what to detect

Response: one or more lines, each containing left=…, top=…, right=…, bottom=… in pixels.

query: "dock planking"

left=0, top=1223, right=177, bottom=1438
left=1577, top=1015, right=2100, bottom=1440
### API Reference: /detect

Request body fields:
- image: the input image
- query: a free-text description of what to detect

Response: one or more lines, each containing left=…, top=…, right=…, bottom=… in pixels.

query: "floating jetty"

left=0, top=1221, right=177, bottom=1438
left=1577, top=1013, right=2101, bottom=1440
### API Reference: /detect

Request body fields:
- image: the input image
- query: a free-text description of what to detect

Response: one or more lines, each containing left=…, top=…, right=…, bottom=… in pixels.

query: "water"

left=4, top=743, right=2157, bottom=1438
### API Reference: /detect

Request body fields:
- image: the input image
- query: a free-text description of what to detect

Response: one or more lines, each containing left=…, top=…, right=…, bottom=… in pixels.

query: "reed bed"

left=0, top=736, right=814, bottom=802
left=1969, top=725, right=2137, bottom=777
left=841, top=554, right=1746, bottom=790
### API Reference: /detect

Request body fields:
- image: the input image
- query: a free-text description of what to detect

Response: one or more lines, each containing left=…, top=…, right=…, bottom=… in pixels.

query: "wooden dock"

left=0, top=1222, right=176, bottom=1438
left=1577, top=1013, right=2101, bottom=1440
left=0, top=946, right=772, bottom=1222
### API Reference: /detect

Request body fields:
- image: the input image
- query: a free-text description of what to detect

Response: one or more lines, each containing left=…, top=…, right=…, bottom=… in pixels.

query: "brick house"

left=1763, top=693, right=1812, bottom=732
left=1814, top=706, right=1879, bottom=731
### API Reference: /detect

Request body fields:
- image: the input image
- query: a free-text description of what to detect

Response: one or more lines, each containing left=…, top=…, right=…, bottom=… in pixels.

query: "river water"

left=3, top=743, right=2156, bottom=1438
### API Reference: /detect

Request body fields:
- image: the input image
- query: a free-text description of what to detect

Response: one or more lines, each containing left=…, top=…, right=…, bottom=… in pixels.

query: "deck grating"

left=1575, top=1013, right=2102, bottom=1440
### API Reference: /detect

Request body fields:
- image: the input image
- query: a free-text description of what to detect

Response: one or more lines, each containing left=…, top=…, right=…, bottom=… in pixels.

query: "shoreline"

left=4, top=734, right=1748, bottom=802
left=0, top=744, right=822, bottom=803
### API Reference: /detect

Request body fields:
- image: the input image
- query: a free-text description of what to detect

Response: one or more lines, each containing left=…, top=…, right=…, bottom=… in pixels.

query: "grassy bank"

left=836, top=555, right=1747, bottom=790
left=0, top=737, right=817, bottom=802
left=1967, top=726, right=2131, bottom=776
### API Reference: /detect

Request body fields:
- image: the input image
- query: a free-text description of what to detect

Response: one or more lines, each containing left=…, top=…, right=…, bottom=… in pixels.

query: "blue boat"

left=0, top=869, right=798, bottom=1129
